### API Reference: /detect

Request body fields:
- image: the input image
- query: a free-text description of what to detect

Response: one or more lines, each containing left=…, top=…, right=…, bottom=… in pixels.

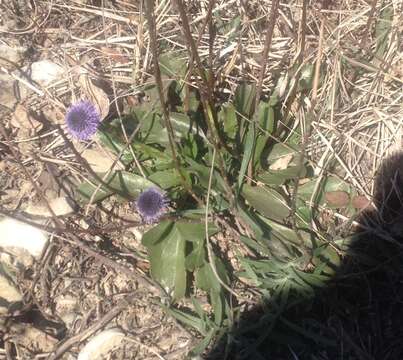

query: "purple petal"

left=65, top=100, right=100, bottom=140
left=136, top=187, right=168, bottom=223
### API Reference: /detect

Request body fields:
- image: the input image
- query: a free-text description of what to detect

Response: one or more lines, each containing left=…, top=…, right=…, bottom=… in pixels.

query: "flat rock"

left=14, top=60, right=66, bottom=101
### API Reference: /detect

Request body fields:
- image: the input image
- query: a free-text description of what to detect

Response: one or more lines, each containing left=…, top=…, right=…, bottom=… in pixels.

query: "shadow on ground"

left=206, top=153, right=403, bottom=360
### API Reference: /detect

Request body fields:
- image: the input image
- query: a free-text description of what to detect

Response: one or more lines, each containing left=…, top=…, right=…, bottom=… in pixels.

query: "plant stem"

left=247, top=0, right=280, bottom=184
left=144, top=0, right=202, bottom=205
left=172, top=0, right=235, bottom=206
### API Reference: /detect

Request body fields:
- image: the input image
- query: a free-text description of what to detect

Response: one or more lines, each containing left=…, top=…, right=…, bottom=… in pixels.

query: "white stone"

left=0, top=217, right=48, bottom=258
left=77, top=329, right=126, bottom=360
left=0, top=73, right=18, bottom=109
left=29, top=60, right=64, bottom=86
left=0, top=264, right=22, bottom=301
left=25, top=197, right=75, bottom=217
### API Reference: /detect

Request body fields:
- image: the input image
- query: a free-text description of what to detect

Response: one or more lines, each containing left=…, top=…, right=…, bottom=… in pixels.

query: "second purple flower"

left=136, top=187, right=168, bottom=223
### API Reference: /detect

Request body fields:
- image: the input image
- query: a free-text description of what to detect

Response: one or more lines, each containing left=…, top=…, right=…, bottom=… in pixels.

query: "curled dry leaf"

left=9, top=323, right=58, bottom=353
left=0, top=44, right=26, bottom=68
left=11, top=104, right=42, bottom=131
left=25, top=197, right=75, bottom=217
left=352, top=195, right=372, bottom=210
left=79, top=74, right=110, bottom=120
left=324, top=191, right=350, bottom=208
left=81, top=147, right=123, bottom=173
left=0, top=262, right=22, bottom=315
left=269, top=153, right=293, bottom=171
left=100, top=46, right=128, bottom=63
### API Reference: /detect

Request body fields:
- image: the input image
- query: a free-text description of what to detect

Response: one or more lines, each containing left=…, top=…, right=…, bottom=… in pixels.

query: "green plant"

left=72, top=46, right=361, bottom=354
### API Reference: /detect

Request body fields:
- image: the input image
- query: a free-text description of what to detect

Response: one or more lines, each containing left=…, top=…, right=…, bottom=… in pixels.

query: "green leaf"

left=179, top=87, right=200, bottom=113
left=237, top=205, right=266, bottom=241
left=145, top=223, right=187, bottom=300
left=97, top=127, right=133, bottom=164
left=258, top=214, right=312, bottom=247
left=148, top=169, right=182, bottom=189
left=185, top=157, right=226, bottom=194
left=141, top=220, right=174, bottom=247
left=297, top=175, right=352, bottom=206
left=143, top=221, right=219, bottom=300
left=76, top=171, right=156, bottom=203
left=260, top=167, right=307, bottom=186
left=254, top=215, right=313, bottom=260
left=159, top=52, right=187, bottom=79
left=165, top=306, right=207, bottom=334
left=176, top=221, right=219, bottom=240
left=178, top=221, right=218, bottom=271
left=179, top=223, right=207, bottom=271
left=189, top=328, right=216, bottom=355
left=170, top=112, right=207, bottom=140
left=239, top=235, right=270, bottom=256
left=131, top=107, right=170, bottom=145
left=259, top=144, right=307, bottom=185
left=219, top=103, right=238, bottom=139
left=312, top=244, right=340, bottom=276
left=253, top=135, right=267, bottom=169
left=234, top=83, right=256, bottom=118
left=374, top=5, right=393, bottom=60
left=254, top=101, right=275, bottom=134
left=242, top=184, right=290, bottom=222
left=132, top=142, right=172, bottom=162
left=185, top=238, right=206, bottom=271
left=266, top=143, right=299, bottom=165
left=298, top=64, right=314, bottom=91
left=195, top=257, right=229, bottom=293
left=237, top=125, right=255, bottom=194
left=210, top=289, right=224, bottom=325
left=191, top=296, right=208, bottom=321
left=237, top=253, right=262, bottom=286
left=77, top=179, right=113, bottom=203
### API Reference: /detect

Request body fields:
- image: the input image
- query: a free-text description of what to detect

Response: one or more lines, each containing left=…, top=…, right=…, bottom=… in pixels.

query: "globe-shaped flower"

left=65, top=100, right=100, bottom=140
left=136, top=187, right=168, bottom=223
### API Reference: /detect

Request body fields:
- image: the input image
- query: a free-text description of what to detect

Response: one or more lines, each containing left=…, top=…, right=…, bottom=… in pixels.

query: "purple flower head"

left=136, top=187, right=168, bottom=223
left=65, top=100, right=100, bottom=140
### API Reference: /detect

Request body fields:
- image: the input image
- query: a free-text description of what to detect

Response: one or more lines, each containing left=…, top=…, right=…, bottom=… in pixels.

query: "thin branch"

left=291, top=1, right=323, bottom=245
left=205, top=148, right=255, bottom=304
left=172, top=0, right=235, bottom=206
left=247, top=0, right=280, bottom=184
left=48, top=305, right=125, bottom=360
left=144, top=0, right=202, bottom=206
left=254, top=0, right=281, bottom=107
